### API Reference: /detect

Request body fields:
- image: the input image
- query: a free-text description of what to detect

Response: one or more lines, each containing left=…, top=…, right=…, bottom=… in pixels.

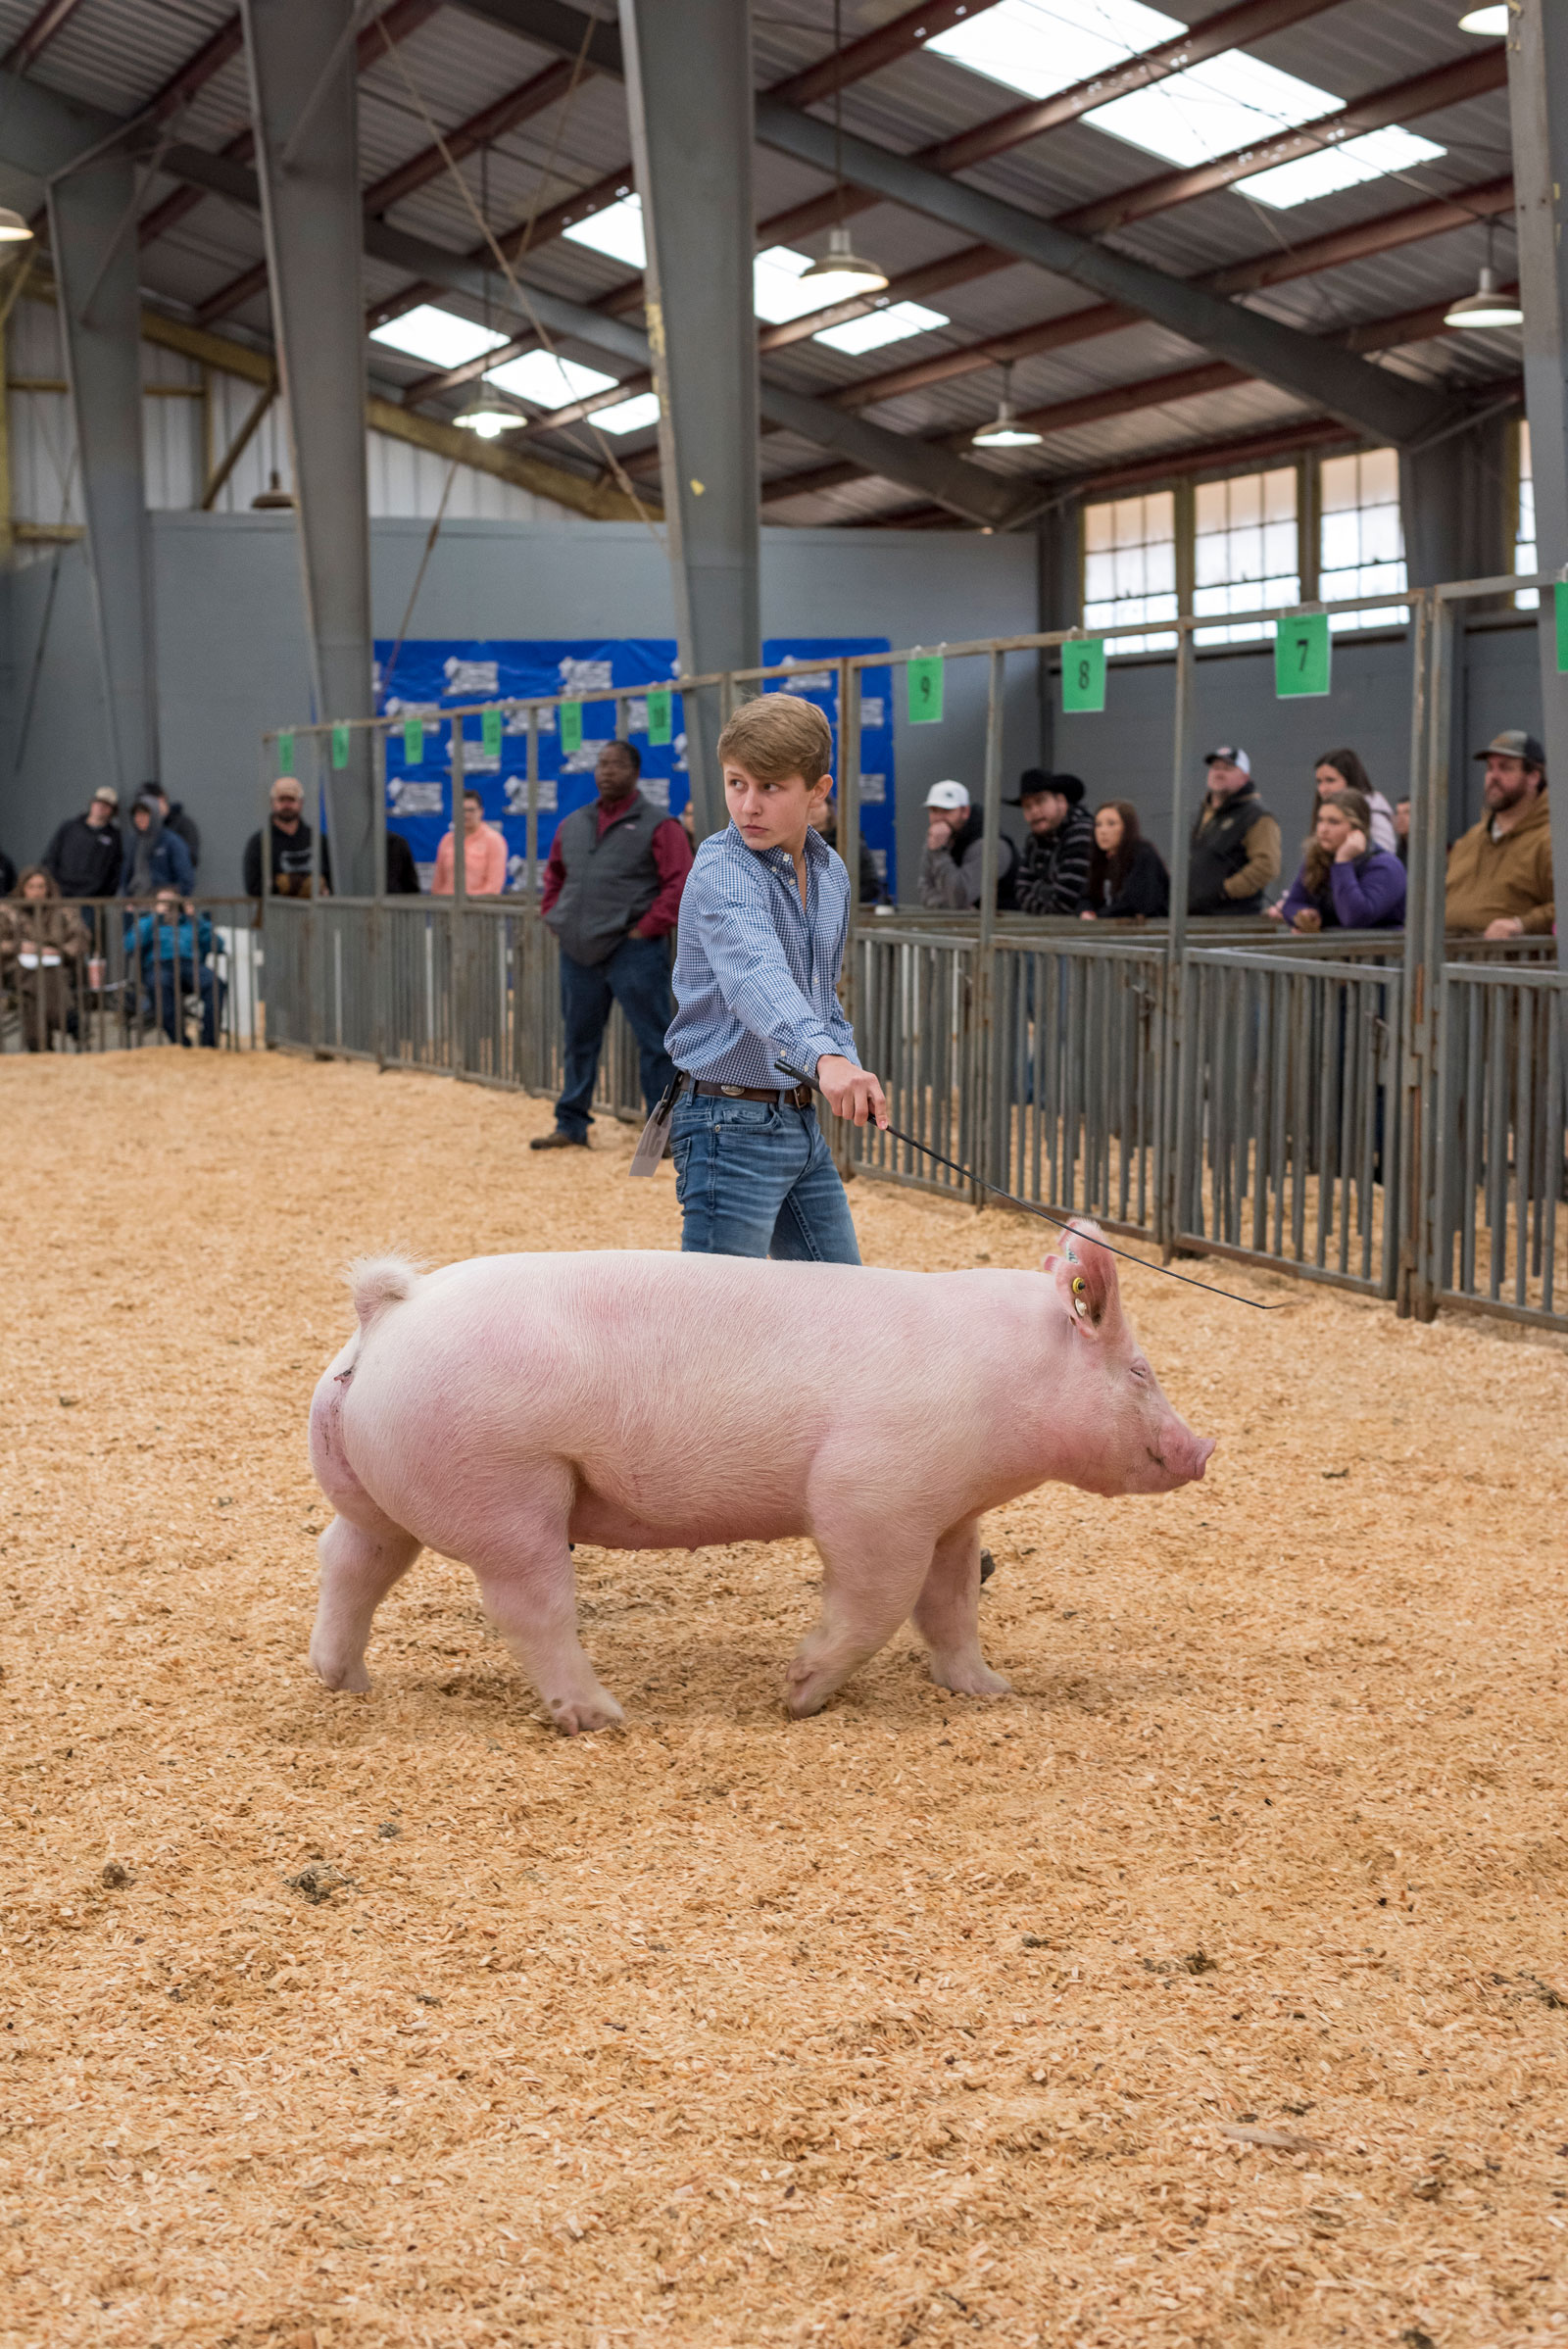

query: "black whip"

left=775, top=1060, right=1284, bottom=1311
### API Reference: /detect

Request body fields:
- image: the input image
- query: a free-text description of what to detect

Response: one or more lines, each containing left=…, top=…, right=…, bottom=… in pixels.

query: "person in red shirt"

left=533, top=739, right=693, bottom=1150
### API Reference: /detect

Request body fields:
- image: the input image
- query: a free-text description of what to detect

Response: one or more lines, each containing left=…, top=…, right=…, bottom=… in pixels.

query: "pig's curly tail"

left=346, top=1253, right=422, bottom=1331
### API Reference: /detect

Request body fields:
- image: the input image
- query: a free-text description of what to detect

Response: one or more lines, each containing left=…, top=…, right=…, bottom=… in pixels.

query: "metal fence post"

left=450, top=715, right=466, bottom=1076
left=974, top=648, right=1004, bottom=1207
left=309, top=733, right=323, bottom=1056
left=835, top=656, right=863, bottom=1182
left=1401, top=590, right=1451, bottom=1321
left=1159, top=622, right=1197, bottom=1254
left=370, top=720, right=387, bottom=1067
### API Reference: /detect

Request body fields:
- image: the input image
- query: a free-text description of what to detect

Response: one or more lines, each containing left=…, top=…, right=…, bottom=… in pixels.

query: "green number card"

left=1555, top=581, right=1568, bottom=675
left=1060, top=638, right=1106, bottom=714
left=560, top=700, right=583, bottom=755
left=331, top=722, right=350, bottom=769
left=1275, top=612, right=1331, bottom=699
left=907, top=654, right=945, bottom=724
left=646, top=686, right=673, bottom=747
left=403, top=716, right=424, bottom=762
left=481, top=705, right=503, bottom=758
left=277, top=730, right=294, bottom=775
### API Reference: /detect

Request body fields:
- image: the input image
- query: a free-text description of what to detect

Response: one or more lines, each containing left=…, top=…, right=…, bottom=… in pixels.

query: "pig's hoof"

left=929, top=1658, right=1011, bottom=1699
left=548, top=1688, right=624, bottom=1736
left=310, top=1648, right=371, bottom=1695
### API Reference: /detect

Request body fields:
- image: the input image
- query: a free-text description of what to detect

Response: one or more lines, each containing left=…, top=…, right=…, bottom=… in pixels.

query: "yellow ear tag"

left=1072, top=1274, right=1089, bottom=1318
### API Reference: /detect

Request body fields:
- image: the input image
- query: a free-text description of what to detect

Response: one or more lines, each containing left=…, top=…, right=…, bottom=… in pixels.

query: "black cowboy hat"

left=1005, top=768, right=1085, bottom=807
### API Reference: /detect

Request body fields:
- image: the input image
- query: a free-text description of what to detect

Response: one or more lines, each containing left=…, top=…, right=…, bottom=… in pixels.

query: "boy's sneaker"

left=530, top=1129, right=588, bottom=1150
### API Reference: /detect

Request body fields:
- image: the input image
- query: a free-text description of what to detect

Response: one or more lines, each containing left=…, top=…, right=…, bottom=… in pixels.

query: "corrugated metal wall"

left=5, top=295, right=578, bottom=539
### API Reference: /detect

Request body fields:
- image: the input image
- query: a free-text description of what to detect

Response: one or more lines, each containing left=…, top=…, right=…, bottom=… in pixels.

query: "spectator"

left=919, top=780, right=1017, bottom=910
left=1314, top=748, right=1396, bottom=854
left=0, top=866, right=85, bottom=1051
left=1011, top=769, right=1093, bottom=917
left=41, top=784, right=122, bottom=900
left=1078, top=801, right=1169, bottom=920
left=0, top=847, right=14, bottom=898
left=129, top=884, right=223, bottom=1048
left=384, top=828, right=423, bottom=894
left=243, top=777, right=331, bottom=899
left=142, top=782, right=202, bottom=875
left=1444, top=729, right=1554, bottom=938
left=1188, top=747, right=1280, bottom=916
left=1272, top=788, right=1406, bottom=931
left=120, top=791, right=195, bottom=901
left=433, top=789, right=508, bottom=896
left=533, top=738, right=693, bottom=1150
left=1394, top=795, right=1411, bottom=865
left=811, top=799, right=887, bottom=905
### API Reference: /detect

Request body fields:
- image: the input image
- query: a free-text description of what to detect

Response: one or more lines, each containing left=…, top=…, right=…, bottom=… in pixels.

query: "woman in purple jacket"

left=1271, top=789, right=1406, bottom=931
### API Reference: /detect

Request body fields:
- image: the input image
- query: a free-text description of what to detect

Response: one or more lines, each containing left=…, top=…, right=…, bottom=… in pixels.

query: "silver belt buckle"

left=719, top=1083, right=748, bottom=1098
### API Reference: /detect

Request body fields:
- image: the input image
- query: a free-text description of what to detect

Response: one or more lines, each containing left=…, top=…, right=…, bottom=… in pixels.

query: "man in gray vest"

left=533, top=738, right=694, bottom=1150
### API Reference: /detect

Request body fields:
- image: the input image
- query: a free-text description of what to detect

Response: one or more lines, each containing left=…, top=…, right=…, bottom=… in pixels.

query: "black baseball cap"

left=1005, top=768, right=1085, bottom=807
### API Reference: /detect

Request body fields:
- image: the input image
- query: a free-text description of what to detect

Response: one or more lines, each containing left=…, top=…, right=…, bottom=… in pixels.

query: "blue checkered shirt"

left=665, top=820, right=860, bottom=1088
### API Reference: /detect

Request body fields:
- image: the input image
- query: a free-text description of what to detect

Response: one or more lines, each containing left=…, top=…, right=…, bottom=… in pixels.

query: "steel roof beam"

left=3, top=0, right=89, bottom=74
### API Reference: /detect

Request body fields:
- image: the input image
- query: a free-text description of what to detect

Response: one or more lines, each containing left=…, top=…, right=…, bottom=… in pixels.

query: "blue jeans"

left=671, top=1090, right=861, bottom=1261
left=555, top=934, right=676, bottom=1140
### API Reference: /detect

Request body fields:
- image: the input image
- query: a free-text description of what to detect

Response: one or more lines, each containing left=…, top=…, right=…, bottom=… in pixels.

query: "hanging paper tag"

left=278, top=730, right=294, bottom=775
left=331, top=722, right=350, bottom=769
left=1060, top=638, right=1106, bottom=714
left=906, top=654, right=944, bottom=724
left=1274, top=612, right=1331, bottom=699
left=646, top=686, right=672, bottom=747
left=403, top=716, right=424, bottom=762
left=1554, top=581, right=1568, bottom=675
left=481, top=705, right=503, bottom=758
left=560, top=700, right=583, bottom=754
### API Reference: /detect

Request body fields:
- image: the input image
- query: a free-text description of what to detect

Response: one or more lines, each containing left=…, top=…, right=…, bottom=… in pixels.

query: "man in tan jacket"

left=1445, top=730, right=1554, bottom=938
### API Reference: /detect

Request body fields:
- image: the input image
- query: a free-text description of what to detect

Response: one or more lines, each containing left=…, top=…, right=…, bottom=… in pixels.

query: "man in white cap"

left=1188, top=746, right=1280, bottom=917
left=40, top=784, right=123, bottom=900
left=918, top=779, right=1016, bottom=910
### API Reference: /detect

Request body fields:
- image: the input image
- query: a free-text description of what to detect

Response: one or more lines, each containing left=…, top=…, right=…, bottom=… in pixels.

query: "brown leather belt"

left=693, top=1079, right=814, bottom=1109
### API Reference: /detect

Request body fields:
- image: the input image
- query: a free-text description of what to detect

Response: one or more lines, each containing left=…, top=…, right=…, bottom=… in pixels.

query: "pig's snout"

left=1146, top=1427, right=1215, bottom=1490
left=1191, top=1434, right=1216, bottom=1481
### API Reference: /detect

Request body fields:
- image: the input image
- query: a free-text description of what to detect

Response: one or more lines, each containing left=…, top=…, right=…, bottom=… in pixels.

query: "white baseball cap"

left=1204, top=745, right=1251, bottom=775
left=924, top=780, right=971, bottom=809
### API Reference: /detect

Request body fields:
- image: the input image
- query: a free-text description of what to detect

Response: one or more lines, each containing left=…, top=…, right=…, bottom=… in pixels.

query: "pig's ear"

left=1049, top=1230, right=1119, bottom=1334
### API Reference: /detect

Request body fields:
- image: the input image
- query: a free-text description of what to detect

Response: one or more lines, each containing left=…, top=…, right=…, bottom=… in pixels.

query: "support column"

left=241, top=0, right=375, bottom=893
left=1035, top=500, right=1078, bottom=773
left=1398, top=417, right=1509, bottom=590
left=1505, top=0, right=1568, bottom=962
left=618, top=0, right=760, bottom=839
left=47, top=151, right=159, bottom=796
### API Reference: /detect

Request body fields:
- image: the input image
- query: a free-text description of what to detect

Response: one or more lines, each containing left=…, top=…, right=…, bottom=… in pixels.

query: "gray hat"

left=1475, top=728, right=1545, bottom=767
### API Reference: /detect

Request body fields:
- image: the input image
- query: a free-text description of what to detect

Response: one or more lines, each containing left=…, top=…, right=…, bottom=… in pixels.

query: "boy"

left=665, top=693, right=888, bottom=1261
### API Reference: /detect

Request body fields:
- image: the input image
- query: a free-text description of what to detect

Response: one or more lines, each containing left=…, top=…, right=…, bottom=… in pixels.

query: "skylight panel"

left=486, top=351, right=618, bottom=406
left=593, top=392, right=662, bottom=435
left=1085, top=50, right=1342, bottom=169
left=927, top=0, right=1184, bottom=105
left=369, top=305, right=509, bottom=370
left=562, top=193, right=646, bottom=269
left=753, top=245, right=826, bottom=324
left=812, top=301, right=950, bottom=355
left=1234, top=123, right=1446, bottom=209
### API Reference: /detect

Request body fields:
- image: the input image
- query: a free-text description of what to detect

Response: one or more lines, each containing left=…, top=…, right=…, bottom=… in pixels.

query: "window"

left=369, top=305, right=509, bottom=370
left=1083, top=489, right=1178, bottom=655
left=1193, top=466, right=1298, bottom=645
left=562, top=193, right=645, bottom=269
left=1515, top=420, right=1538, bottom=611
left=485, top=351, right=617, bottom=407
left=1320, top=448, right=1406, bottom=630
left=812, top=300, right=949, bottom=355
left=928, top=0, right=1184, bottom=105
left=594, top=392, right=662, bottom=436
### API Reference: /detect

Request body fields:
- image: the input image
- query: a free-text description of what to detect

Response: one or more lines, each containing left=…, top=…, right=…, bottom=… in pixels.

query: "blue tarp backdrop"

left=370, top=636, right=896, bottom=897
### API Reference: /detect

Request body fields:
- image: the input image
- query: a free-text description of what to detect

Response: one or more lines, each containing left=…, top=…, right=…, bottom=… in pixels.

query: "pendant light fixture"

left=972, top=364, right=1042, bottom=448
left=457, top=145, right=524, bottom=435
left=801, top=0, right=887, bottom=300
left=0, top=207, right=33, bottom=243
left=1457, top=5, right=1507, bottom=31
left=1444, top=224, right=1523, bottom=329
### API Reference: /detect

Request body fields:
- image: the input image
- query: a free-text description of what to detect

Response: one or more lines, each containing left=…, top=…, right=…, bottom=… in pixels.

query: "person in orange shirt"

left=433, top=788, right=509, bottom=896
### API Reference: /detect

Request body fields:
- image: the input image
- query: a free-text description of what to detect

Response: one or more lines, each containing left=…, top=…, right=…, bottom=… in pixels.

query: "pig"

left=306, top=1221, right=1213, bottom=1734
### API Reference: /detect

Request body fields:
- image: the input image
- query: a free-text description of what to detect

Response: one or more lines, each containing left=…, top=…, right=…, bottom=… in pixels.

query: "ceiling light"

left=0, top=207, right=34, bottom=243
left=454, top=381, right=526, bottom=437
left=973, top=367, right=1042, bottom=447
left=1444, top=266, right=1523, bottom=329
left=801, top=223, right=888, bottom=300
left=1458, top=5, right=1507, bottom=30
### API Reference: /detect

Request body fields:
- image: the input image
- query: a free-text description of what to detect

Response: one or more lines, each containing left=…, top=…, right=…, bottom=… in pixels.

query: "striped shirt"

left=665, top=820, right=860, bottom=1087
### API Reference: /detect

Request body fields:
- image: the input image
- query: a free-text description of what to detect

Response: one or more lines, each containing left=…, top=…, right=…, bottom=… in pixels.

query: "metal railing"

left=243, top=567, right=1566, bottom=1332
left=1, top=898, right=263, bottom=1054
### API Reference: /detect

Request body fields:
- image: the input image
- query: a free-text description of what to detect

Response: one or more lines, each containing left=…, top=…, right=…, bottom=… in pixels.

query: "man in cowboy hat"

left=1011, top=769, right=1094, bottom=917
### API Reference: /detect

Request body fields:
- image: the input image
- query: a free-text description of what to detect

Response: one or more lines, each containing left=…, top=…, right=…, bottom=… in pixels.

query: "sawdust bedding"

left=2, top=1051, right=1566, bottom=2349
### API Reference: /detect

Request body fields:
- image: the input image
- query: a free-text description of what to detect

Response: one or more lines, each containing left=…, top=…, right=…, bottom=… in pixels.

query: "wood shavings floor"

left=3, top=1052, right=1566, bottom=2349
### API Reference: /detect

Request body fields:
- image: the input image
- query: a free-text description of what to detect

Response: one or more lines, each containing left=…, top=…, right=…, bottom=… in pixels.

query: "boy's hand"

left=816, top=1053, right=889, bottom=1129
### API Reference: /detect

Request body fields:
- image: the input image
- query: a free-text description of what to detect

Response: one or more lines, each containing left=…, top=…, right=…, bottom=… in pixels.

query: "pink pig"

left=306, top=1222, right=1213, bottom=1734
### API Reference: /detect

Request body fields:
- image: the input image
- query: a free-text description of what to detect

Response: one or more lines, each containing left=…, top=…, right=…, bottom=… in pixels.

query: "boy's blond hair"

left=716, top=692, right=833, bottom=786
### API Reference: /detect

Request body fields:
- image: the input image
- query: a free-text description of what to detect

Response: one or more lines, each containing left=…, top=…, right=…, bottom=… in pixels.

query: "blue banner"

left=371, top=636, right=895, bottom=897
